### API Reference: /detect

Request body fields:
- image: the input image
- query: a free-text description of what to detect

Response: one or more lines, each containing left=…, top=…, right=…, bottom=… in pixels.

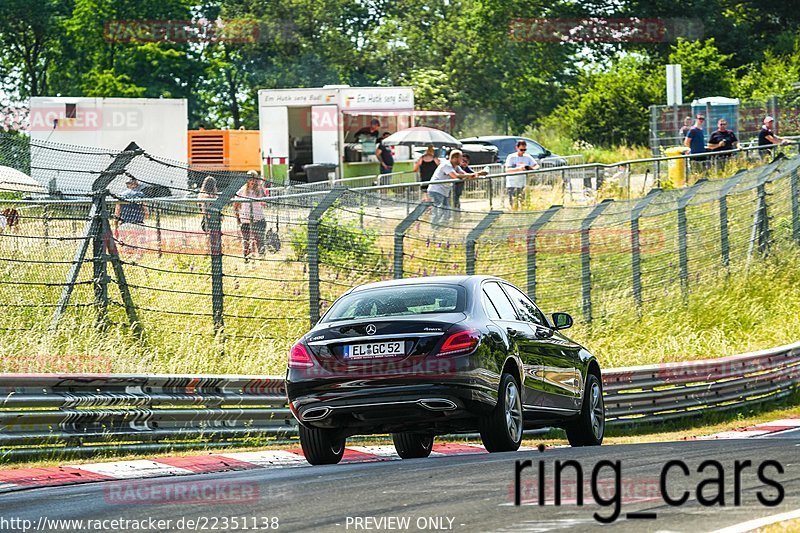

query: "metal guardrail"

left=1, top=341, right=798, bottom=458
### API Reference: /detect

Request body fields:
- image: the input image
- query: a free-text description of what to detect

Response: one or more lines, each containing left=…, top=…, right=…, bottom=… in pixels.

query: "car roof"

left=349, top=275, right=501, bottom=293
left=459, top=136, right=534, bottom=142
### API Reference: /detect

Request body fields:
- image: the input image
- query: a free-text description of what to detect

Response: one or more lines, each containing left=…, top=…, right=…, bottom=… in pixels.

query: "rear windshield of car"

left=322, top=285, right=464, bottom=322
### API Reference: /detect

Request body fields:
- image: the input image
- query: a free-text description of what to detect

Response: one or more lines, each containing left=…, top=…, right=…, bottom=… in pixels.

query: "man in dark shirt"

left=354, top=118, right=381, bottom=141
left=758, top=116, right=788, bottom=157
left=684, top=114, right=707, bottom=167
left=375, top=132, right=394, bottom=185
left=708, top=118, right=738, bottom=160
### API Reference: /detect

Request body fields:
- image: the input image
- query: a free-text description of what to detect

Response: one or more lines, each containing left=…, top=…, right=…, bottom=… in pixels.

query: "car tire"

left=392, top=432, right=434, bottom=459
left=480, top=373, right=523, bottom=452
left=299, top=425, right=346, bottom=465
left=565, top=373, right=604, bottom=447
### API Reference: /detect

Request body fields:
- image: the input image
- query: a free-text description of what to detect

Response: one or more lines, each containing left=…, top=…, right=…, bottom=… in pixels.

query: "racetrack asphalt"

left=0, top=435, right=798, bottom=532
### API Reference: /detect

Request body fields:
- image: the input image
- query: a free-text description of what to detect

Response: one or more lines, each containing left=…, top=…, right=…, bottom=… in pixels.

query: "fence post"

left=488, top=176, right=494, bottom=210
left=206, top=171, right=251, bottom=334
left=526, top=205, right=562, bottom=302
left=393, top=201, right=431, bottom=279
left=466, top=210, right=502, bottom=275
left=581, top=199, right=613, bottom=323
left=93, top=193, right=110, bottom=327
left=43, top=204, right=50, bottom=249
left=791, top=167, right=799, bottom=246
left=756, top=182, right=770, bottom=255
left=49, top=143, right=143, bottom=332
left=155, top=205, right=162, bottom=258
left=630, top=189, right=661, bottom=308
left=677, top=179, right=708, bottom=301
left=208, top=209, right=225, bottom=331
left=718, top=171, right=749, bottom=267
left=308, top=188, right=347, bottom=326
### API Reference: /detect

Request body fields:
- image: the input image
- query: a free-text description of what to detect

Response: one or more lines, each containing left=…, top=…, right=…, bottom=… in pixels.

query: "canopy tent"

left=0, top=166, right=46, bottom=194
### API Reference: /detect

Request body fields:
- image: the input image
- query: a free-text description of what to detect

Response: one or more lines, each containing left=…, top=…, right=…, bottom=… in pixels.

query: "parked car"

left=459, top=136, right=568, bottom=167
left=286, top=275, right=605, bottom=465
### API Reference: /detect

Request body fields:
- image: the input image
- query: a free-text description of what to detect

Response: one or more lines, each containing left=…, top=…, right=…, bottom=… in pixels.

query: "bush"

left=289, top=208, right=384, bottom=270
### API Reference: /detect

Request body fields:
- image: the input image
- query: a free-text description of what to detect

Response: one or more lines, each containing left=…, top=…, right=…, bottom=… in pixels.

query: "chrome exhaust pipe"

left=418, top=399, right=457, bottom=411
left=302, top=407, right=331, bottom=421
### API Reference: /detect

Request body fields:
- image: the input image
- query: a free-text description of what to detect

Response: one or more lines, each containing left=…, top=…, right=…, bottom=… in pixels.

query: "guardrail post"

left=466, top=210, right=502, bottom=275
left=393, top=202, right=431, bottom=279
left=308, top=188, right=347, bottom=326
left=677, top=179, right=708, bottom=301
left=488, top=176, right=494, bottom=210
left=526, top=205, right=562, bottom=302
left=630, top=189, right=661, bottom=308
left=581, top=199, right=613, bottom=322
left=791, top=167, right=799, bottom=246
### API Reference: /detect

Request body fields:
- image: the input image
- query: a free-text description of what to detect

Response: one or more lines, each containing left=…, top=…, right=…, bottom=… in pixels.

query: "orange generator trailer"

left=188, top=129, right=261, bottom=172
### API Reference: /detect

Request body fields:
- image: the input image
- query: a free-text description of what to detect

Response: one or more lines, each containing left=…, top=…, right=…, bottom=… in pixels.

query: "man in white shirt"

left=504, top=139, right=539, bottom=210
left=428, top=150, right=487, bottom=224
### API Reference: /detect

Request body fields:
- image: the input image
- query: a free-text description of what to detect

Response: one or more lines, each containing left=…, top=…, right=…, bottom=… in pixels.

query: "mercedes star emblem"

left=365, top=324, right=377, bottom=335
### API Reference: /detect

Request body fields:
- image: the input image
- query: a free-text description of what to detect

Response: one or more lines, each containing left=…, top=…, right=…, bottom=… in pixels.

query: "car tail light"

left=437, top=329, right=480, bottom=356
left=289, top=342, right=314, bottom=368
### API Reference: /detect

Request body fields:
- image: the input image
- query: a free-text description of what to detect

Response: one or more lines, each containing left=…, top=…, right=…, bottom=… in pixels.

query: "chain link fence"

left=1, top=133, right=799, bottom=373
left=649, top=94, right=800, bottom=154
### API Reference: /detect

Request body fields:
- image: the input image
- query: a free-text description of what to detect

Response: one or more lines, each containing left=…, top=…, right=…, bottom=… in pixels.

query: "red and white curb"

left=0, top=443, right=530, bottom=495
left=699, top=417, right=800, bottom=440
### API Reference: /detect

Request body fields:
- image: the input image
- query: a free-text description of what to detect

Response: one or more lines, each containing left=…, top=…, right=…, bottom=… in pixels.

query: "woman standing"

left=234, top=170, right=268, bottom=261
left=197, top=175, right=218, bottom=233
left=414, top=145, right=440, bottom=195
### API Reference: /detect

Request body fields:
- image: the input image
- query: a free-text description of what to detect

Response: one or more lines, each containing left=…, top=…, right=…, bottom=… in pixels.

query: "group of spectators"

left=417, top=138, right=541, bottom=223
left=682, top=114, right=791, bottom=162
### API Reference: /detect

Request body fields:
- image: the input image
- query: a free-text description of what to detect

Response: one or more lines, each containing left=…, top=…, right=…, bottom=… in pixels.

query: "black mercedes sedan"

left=286, top=276, right=604, bottom=465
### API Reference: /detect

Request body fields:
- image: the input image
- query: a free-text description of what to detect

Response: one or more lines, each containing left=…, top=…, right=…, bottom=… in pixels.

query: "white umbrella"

left=0, top=165, right=46, bottom=194
left=382, top=127, right=462, bottom=148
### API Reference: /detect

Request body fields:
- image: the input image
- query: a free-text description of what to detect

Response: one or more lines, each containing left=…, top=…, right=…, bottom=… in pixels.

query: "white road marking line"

left=710, top=507, right=800, bottom=533
left=347, top=445, right=401, bottom=458
left=219, top=450, right=307, bottom=467
left=69, top=460, right=195, bottom=479
left=698, top=430, right=770, bottom=439
left=754, top=419, right=800, bottom=428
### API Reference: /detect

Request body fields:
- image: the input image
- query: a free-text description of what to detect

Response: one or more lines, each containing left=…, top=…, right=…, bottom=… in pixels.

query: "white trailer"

left=29, top=97, right=188, bottom=195
left=257, top=86, right=417, bottom=183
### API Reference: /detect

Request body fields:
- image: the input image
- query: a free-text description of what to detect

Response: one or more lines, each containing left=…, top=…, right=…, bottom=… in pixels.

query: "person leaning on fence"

left=758, top=116, right=790, bottom=158
left=504, top=139, right=538, bottom=210
left=454, top=153, right=474, bottom=209
left=428, top=150, right=487, bottom=225
left=197, top=175, right=218, bottom=233
left=707, top=118, right=738, bottom=161
left=234, top=170, right=268, bottom=262
left=414, top=145, right=440, bottom=197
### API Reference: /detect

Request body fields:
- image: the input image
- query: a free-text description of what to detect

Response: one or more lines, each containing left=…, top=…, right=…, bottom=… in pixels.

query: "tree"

left=0, top=0, right=66, bottom=98
left=552, top=56, right=663, bottom=146
left=668, top=38, right=735, bottom=101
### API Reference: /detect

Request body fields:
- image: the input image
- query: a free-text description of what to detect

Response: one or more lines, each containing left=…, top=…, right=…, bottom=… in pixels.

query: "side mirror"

left=542, top=149, right=552, bottom=158
left=552, top=312, right=572, bottom=330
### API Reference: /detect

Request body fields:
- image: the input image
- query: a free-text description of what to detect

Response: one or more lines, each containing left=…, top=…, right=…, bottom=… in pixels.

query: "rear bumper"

left=286, top=377, right=498, bottom=435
